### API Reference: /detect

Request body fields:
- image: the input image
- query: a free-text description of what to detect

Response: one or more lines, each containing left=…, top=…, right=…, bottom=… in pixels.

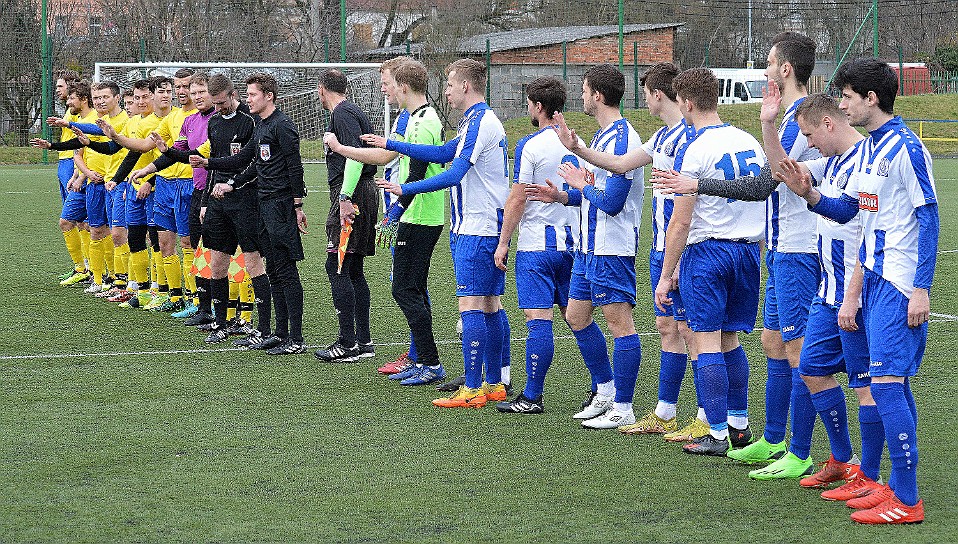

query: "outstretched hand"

left=553, top=112, right=581, bottom=152
left=558, top=163, right=592, bottom=190
left=650, top=169, right=699, bottom=194
left=360, top=134, right=387, bottom=149
left=69, top=126, right=90, bottom=146
left=774, top=158, right=812, bottom=198
left=375, top=177, right=403, bottom=196
left=525, top=178, right=562, bottom=203
left=760, top=79, right=783, bottom=124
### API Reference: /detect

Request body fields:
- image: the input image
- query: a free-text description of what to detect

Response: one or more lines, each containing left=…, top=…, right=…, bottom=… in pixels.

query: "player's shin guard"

left=725, top=346, right=750, bottom=426
left=163, top=254, right=183, bottom=301
left=697, top=352, right=729, bottom=438
left=210, top=276, right=230, bottom=326
left=63, top=228, right=85, bottom=271
left=239, top=277, right=254, bottom=322
left=102, top=235, right=114, bottom=276
left=130, top=250, right=150, bottom=288
left=612, top=334, right=642, bottom=404
left=858, top=403, right=885, bottom=481
left=789, top=369, right=817, bottom=460
left=573, top=322, right=612, bottom=386
left=182, top=249, right=196, bottom=299
left=658, top=351, right=688, bottom=405
left=251, top=274, right=272, bottom=335
left=523, top=319, right=554, bottom=399
left=764, top=357, right=792, bottom=443
left=810, top=386, right=852, bottom=463
left=88, top=238, right=105, bottom=284
left=872, top=381, right=920, bottom=506
left=483, top=311, right=504, bottom=385
left=227, top=280, right=239, bottom=320
left=460, top=310, right=486, bottom=389
left=498, top=309, right=511, bottom=380
left=114, top=242, right=130, bottom=279
left=79, top=228, right=91, bottom=264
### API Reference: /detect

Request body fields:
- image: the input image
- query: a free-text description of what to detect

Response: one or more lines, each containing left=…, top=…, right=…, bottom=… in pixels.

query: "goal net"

left=94, top=62, right=389, bottom=162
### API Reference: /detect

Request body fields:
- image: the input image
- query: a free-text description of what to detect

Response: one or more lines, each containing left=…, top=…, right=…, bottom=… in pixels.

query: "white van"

left=711, top=68, right=767, bottom=105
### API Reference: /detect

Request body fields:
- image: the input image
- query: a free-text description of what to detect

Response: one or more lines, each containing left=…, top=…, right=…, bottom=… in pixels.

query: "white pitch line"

left=0, top=331, right=660, bottom=361
left=930, top=312, right=958, bottom=321
left=938, top=249, right=958, bottom=254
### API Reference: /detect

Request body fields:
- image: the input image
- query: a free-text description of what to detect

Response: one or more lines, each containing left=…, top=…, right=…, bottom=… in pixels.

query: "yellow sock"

left=130, top=249, right=149, bottom=287
left=89, top=238, right=105, bottom=284
left=182, top=249, right=196, bottom=297
left=227, top=280, right=239, bottom=320
left=240, top=276, right=254, bottom=322
left=153, top=250, right=166, bottom=287
left=79, top=229, right=91, bottom=264
left=102, top=235, right=114, bottom=277
left=114, top=243, right=130, bottom=277
left=163, top=254, right=183, bottom=301
left=62, top=228, right=85, bottom=271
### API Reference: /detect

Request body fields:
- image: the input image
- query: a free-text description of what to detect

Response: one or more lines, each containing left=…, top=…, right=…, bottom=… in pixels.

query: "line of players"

left=37, top=41, right=933, bottom=525
left=353, top=44, right=931, bottom=525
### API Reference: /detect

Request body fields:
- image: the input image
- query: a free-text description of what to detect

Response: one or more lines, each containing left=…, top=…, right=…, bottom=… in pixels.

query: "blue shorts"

left=650, top=249, right=684, bottom=319
left=57, top=159, right=74, bottom=202
left=125, top=183, right=155, bottom=227
left=679, top=239, right=760, bottom=333
left=799, top=297, right=871, bottom=388
left=153, top=176, right=193, bottom=236
left=515, top=250, right=574, bottom=309
left=109, top=182, right=128, bottom=228
left=85, top=183, right=108, bottom=228
left=861, top=269, right=925, bottom=378
left=568, top=252, right=637, bottom=307
left=763, top=250, right=819, bottom=341
left=61, top=185, right=87, bottom=222
left=453, top=234, right=505, bottom=297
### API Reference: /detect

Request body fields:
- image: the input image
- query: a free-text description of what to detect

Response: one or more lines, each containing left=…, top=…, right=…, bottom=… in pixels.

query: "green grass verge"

left=1, top=162, right=957, bottom=542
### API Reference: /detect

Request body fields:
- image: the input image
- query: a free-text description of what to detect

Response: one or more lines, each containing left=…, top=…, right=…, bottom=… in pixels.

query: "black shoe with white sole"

left=314, top=341, right=360, bottom=363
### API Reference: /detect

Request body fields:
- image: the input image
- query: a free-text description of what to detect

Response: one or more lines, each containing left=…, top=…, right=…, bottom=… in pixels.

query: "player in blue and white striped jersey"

left=493, top=77, right=579, bottom=414
left=654, top=68, right=765, bottom=456
left=778, top=58, right=936, bottom=524
left=552, top=63, right=705, bottom=439
left=528, top=64, right=644, bottom=429
left=371, top=59, right=512, bottom=409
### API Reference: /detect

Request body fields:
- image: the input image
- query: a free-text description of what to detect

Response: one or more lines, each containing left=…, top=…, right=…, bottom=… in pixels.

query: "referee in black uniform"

left=223, top=72, right=308, bottom=355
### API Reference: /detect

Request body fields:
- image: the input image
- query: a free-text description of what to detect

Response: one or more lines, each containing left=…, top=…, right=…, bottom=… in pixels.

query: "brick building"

left=367, top=23, right=681, bottom=120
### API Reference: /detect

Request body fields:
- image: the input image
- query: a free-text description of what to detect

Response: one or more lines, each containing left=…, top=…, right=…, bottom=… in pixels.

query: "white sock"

left=728, top=415, right=749, bottom=429
left=613, top=401, right=633, bottom=414
left=596, top=379, right=615, bottom=398
left=501, top=365, right=511, bottom=385
left=128, top=280, right=139, bottom=292
left=655, top=401, right=677, bottom=420
left=697, top=407, right=707, bottom=423
left=711, top=427, right=729, bottom=440
left=151, top=281, right=159, bottom=289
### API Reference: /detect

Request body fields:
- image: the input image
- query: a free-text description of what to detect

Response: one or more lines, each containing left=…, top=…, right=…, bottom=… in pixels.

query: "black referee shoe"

left=266, top=337, right=307, bottom=355
left=184, top=311, right=214, bottom=327
left=248, top=334, right=283, bottom=351
left=496, top=393, right=544, bottom=414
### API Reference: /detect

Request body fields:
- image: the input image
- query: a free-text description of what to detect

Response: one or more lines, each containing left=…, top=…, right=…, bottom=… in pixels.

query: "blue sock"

left=499, top=309, right=511, bottom=374
left=407, top=331, right=418, bottom=363
left=858, top=403, right=885, bottom=481
left=810, top=386, right=852, bottom=463
left=460, top=310, right=486, bottom=389
left=573, top=322, right=612, bottom=386
left=483, top=311, right=503, bottom=385
left=657, top=351, right=687, bottom=404
left=522, top=319, right=553, bottom=399
left=904, top=377, right=917, bottom=425
left=725, top=346, right=750, bottom=415
left=691, top=360, right=701, bottom=408
left=788, top=369, right=817, bottom=460
left=763, top=357, right=792, bottom=443
left=872, top=382, right=920, bottom=506
left=697, top=352, right=728, bottom=432
left=612, top=334, right=642, bottom=403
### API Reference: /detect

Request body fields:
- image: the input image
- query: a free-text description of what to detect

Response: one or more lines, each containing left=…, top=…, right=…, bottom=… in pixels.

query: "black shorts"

left=203, top=185, right=261, bottom=255
left=259, top=195, right=304, bottom=262
left=325, top=177, right=378, bottom=257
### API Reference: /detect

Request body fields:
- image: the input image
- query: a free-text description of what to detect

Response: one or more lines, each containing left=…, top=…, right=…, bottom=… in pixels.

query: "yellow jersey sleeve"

left=156, top=107, right=195, bottom=180
left=57, top=111, right=81, bottom=160
left=130, top=113, right=163, bottom=189
left=196, top=140, right=211, bottom=158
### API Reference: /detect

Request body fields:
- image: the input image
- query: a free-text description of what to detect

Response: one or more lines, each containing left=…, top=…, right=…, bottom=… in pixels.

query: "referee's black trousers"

left=391, top=223, right=443, bottom=366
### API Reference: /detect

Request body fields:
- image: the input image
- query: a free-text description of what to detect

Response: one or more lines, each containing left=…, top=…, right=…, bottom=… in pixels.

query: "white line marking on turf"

left=0, top=332, right=661, bottom=361
left=938, top=249, right=958, bottom=254
left=930, top=312, right=958, bottom=321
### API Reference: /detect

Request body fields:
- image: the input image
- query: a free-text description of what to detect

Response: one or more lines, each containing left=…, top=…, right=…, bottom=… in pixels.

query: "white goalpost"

left=94, top=62, right=390, bottom=162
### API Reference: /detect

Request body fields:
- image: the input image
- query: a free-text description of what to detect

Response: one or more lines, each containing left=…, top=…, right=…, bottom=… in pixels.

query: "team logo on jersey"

left=837, top=171, right=851, bottom=190
left=665, top=141, right=676, bottom=156
left=230, top=142, right=241, bottom=156
left=877, top=157, right=891, bottom=176
left=260, top=144, right=271, bottom=161
left=859, top=192, right=879, bottom=211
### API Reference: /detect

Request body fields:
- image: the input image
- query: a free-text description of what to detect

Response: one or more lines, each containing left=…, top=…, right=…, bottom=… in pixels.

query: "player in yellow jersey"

left=33, top=80, right=98, bottom=286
